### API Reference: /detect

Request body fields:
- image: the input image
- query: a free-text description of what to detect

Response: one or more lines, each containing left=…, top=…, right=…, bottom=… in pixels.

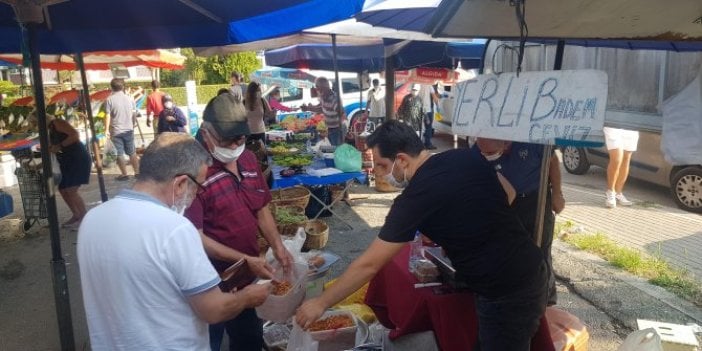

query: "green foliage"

left=202, top=51, right=261, bottom=85
left=161, top=49, right=260, bottom=87
left=561, top=231, right=702, bottom=306
left=0, top=80, right=19, bottom=97
left=160, top=84, right=229, bottom=106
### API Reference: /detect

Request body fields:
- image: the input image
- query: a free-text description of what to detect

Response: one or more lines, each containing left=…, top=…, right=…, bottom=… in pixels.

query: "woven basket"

left=270, top=186, right=311, bottom=208
left=303, top=219, right=329, bottom=250
left=272, top=205, right=308, bottom=236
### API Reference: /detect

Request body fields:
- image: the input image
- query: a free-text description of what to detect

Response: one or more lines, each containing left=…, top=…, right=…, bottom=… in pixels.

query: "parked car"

left=561, top=131, right=702, bottom=213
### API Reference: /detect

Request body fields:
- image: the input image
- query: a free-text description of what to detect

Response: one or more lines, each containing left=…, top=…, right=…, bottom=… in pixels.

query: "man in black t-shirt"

left=296, top=120, right=548, bottom=351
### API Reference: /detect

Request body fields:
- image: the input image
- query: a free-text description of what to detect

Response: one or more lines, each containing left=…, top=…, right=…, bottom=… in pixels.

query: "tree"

left=160, top=49, right=261, bottom=87
left=202, top=51, right=261, bottom=85
left=0, top=80, right=18, bottom=96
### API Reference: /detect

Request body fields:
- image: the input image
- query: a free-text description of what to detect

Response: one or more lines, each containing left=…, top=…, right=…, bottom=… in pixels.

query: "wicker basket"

left=270, top=186, right=311, bottom=208
left=303, top=219, right=329, bottom=250
left=272, top=205, right=308, bottom=236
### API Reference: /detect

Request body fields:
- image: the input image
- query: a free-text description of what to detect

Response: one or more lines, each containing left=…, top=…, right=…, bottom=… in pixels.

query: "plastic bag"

left=50, top=153, right=62, bottom=186
left=288, top=321, right=319, bottom=351
left=255, top=262, right=308, bottom=323
left=333, top=144, right=362, bottom=172
left=616, top=328, right=663, bottom=351
left=266, top=227, right=307, bottom=264
left=103, top=139, right=118, bottom=167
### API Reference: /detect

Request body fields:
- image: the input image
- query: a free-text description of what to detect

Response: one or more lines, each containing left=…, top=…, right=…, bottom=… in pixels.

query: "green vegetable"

left=275, top=207, right=307, bottom=225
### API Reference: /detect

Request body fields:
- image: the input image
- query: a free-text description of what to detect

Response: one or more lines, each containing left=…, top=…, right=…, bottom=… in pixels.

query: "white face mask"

left=383, top=159, right=408, bottom=189
left=212, top=142, right=245, bottom=163
left=171, top=180, right=192, bottom=216
left=164, top=101, right=174, bottom=109
left=482, top=152, right=503, bottom=162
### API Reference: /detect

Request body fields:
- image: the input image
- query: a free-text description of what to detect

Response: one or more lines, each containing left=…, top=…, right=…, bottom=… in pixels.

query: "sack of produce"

left=333, top=144, right=362, bottom=172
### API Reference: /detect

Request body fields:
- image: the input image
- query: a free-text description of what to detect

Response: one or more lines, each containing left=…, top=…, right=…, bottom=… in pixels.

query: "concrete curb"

left=552, top=239, right=702, bottom=330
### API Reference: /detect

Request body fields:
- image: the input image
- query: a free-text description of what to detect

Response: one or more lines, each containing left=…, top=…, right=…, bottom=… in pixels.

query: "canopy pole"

left=533, top=39, right=565, bottom=247
left=358, top=70, right=363, bottom=113
left=27, top=23, right=76, bottom=351
left=331, top=34, right=343, bottom=122
left=479, top=39, right=492, bottom=74
left=384, top=55, right=395, bottom=120
left=76, top=52, right=109, bottom=203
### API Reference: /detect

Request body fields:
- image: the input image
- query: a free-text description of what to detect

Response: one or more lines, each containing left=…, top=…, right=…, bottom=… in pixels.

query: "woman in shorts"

left=603, top=127, right=639, bottom=208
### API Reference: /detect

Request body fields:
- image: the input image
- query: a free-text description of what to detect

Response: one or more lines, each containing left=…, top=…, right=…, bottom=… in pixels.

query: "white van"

left=257, top=69, right=380, bottom=121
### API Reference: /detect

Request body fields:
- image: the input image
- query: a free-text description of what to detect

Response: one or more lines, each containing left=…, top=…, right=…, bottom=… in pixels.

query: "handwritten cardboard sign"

left=451, top=70, right=608, bottom=144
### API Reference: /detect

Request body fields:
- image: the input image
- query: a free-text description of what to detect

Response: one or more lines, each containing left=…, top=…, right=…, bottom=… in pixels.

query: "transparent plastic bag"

left=255, top=262, right=308, bottom=323
left=288, top=321, right=319, bottom=351
left=617, top=328, right=663, bottom=351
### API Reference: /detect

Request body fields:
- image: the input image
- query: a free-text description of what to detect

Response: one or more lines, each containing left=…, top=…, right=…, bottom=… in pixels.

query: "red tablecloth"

left=365, top=245, right=554, bottom=351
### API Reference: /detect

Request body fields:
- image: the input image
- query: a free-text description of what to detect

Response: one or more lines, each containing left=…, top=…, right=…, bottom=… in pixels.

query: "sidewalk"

left=558, top=183, right=702, bottom=280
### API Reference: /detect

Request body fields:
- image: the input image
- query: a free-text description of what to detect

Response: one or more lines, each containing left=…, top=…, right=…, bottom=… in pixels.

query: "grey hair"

left=137, top=132, right=212, bottom=183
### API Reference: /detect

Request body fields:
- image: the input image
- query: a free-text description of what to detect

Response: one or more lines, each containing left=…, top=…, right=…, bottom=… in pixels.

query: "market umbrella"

left=0, top=49, right=186, bottom=70
left=48, top=90, right=80, bottom=105
left=89, top=89, right=112, bottom=101
left=10, top=95, right=35, bottom=106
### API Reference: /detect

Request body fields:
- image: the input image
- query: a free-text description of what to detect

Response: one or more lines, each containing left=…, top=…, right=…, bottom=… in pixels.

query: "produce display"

left=268, top=141, right=302, bottom=156
left=0, top=106, right=33, bottom=134
left=272, top=154, right=313, bottom=167
left=308, top=314, right=355, bottom=332
left=274, top=207, right=307, bottom=226
left=271, top=281, right=293, bottom=296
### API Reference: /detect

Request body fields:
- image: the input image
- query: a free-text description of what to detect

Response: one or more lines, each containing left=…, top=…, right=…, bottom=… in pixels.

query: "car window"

left=279, top=87, right=303, bottom=102
left=341, top=79, right=360, bottom=95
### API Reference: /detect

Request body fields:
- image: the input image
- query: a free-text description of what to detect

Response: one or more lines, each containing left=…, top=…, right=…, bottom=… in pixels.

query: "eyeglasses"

left=176, top=173, right=206, bottom=195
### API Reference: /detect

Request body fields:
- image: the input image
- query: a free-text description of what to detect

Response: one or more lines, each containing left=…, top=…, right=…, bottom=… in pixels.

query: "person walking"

left=157, top=94, right=187, bottom=134
left=78, top=133, right=270, bottom=350
left=397, top=84, right=424, bottom=137
left=145, top=80, right=165, bottom=135
left=104, top=78, right=139, bottom=181
left=603, top=127, right=639, bottom=208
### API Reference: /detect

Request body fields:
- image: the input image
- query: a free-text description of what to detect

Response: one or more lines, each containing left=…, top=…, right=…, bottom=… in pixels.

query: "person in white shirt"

left=366, top=79, right=386, bottom=127
left=78, top=133, right=270, bottom=351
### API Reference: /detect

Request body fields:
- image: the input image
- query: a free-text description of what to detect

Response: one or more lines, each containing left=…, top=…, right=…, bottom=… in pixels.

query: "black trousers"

left=209, top=308, right=263, bottom=351
left=512, top=191, right=557, bottom=305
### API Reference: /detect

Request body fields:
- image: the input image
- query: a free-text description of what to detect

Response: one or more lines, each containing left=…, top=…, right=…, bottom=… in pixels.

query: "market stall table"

left=365, top=245, right=555, bottom=351
left=271, top=158, right=366, bottom=228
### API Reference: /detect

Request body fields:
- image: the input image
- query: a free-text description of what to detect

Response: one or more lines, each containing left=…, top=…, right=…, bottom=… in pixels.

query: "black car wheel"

left=561, top=146, right=590, bottom=175
left=670, top=166, right=702, bottom=213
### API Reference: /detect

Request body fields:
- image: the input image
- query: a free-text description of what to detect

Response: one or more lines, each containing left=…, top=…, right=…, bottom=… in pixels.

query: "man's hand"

left=552, top=191, right=565, bottom=214
left=244, top=256, right=275, bottom=280
left=295, top=298, right=327, bottom=329
left=273, top=246, right=294, bottom=274
left=239, top=282, right=271, bottom=307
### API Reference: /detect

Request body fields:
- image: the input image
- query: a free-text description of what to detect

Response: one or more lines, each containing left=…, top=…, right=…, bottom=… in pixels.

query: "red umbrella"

left=49, top=90, right=81, bottom=105
left=89, top=89, right=112, bottom=101
left=10, top=96, right=35, bottom=107
left=0, top=49, right=186, bottom=70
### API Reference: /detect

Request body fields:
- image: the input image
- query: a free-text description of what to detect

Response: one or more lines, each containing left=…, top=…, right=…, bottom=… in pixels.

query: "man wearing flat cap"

left=184, top=92, right=293, bottom=351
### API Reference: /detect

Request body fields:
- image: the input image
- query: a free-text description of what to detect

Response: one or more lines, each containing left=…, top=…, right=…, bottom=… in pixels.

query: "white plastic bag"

left=50, top=153, right=62, bottom=186
left=255, top=262, right=308, bottom=323
left=266, top=227, right=307, bottom=264
left=616, top=328, right=663, bottom=351
left=288, top=321, right=319, bottom=351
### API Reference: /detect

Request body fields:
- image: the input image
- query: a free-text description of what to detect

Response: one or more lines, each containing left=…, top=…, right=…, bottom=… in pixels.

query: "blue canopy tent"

left=354, top=0, right=702, bottom=254
left=0, top=0, right=365, bottom=53
left=0, top=1, right=365, bottom=349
